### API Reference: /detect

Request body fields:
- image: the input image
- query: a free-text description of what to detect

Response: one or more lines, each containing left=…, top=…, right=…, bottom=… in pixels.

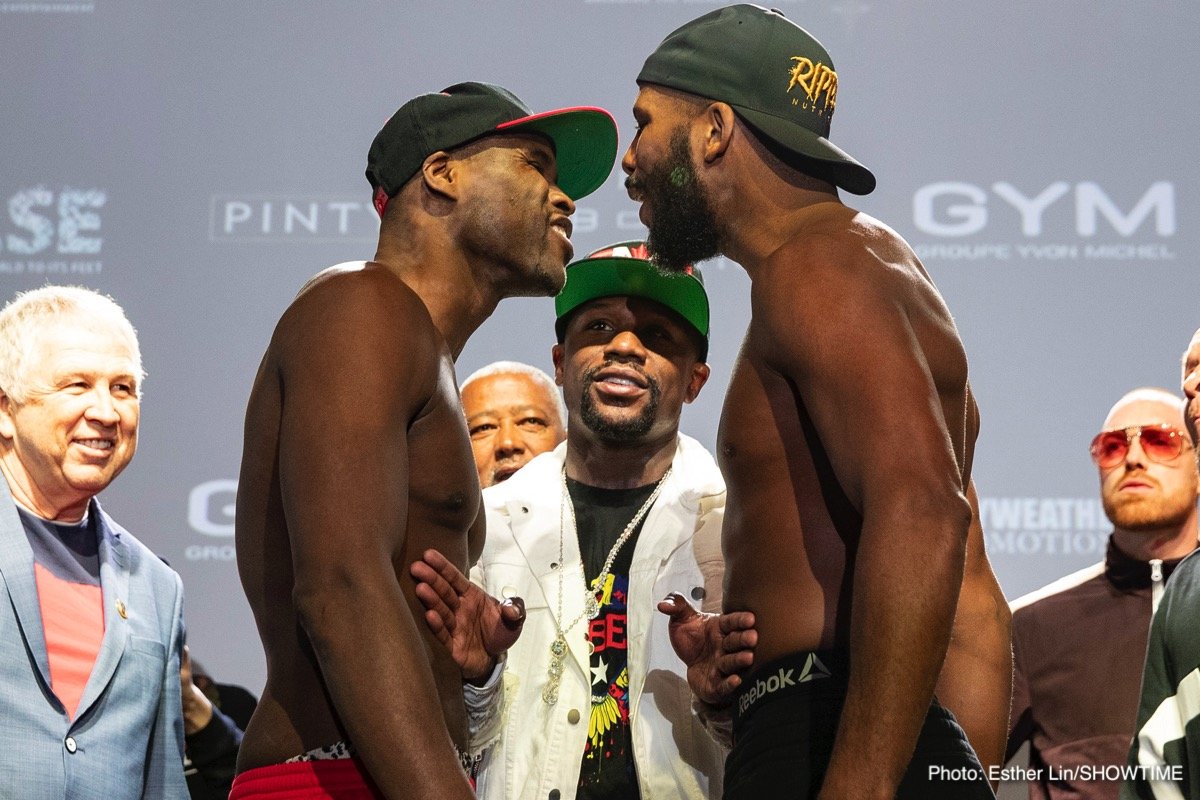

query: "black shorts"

left=724, top=651, right=994, bottom=800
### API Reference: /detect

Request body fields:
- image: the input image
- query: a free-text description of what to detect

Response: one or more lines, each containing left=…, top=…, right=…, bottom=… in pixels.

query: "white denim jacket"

left=471, top=435, right=727, bottom=800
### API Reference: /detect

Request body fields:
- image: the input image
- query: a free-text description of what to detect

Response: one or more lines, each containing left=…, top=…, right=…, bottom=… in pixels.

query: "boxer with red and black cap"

left=232, top=82, right=617, bottom=799
left=624, top=6, right=1009, bottom=799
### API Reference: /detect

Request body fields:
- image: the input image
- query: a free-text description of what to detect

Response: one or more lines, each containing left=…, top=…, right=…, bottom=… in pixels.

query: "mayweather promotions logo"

left=786, top=57, right=838, bottom=117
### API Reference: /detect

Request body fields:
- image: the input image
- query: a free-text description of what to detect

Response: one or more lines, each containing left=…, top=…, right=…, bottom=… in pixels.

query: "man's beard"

left=639, top=129, right=721, bottom=272
left=1104, top=487, right=1197, bottom=532
left=578, top=366, right=662, bottom=444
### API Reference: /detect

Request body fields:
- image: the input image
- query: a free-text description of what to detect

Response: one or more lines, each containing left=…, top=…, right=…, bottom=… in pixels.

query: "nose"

left=604, top=330, right=648, bottom=362
left=84, top=388, right=120, bottom=426
left=1184, top=368, right=1199, bottom=400
left=621, top=139, right=637, bottom=177
left=551, top=185, right=575, bottom=217
left=494, top=418, right=524, bottom=457
left=1124, top=431, right=1149, bottom=468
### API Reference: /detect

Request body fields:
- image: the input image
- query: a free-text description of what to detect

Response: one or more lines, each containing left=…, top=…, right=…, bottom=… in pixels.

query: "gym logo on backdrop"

left=185, top=480, right=237, bottom=562
left=911, top=181, right=1177, bottom=263
left=0, top=186, right=105, bottom=276
left=209, top=195, right=381, bottom=243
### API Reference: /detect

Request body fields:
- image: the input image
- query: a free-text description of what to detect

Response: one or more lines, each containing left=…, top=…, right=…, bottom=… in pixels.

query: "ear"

left=419, top=150, right=458, bottom=201
left=372, top=186, right=389, bottom=219
left=551, top=344, right=565, bottom=386
left=683, top=362, right=711, bottom=404
left=0, top=392, right=15, bottom=441
left=698, top=102, right=737, bottom=164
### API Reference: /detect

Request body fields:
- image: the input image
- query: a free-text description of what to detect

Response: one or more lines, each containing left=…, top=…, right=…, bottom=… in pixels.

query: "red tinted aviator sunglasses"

left=1089, top=424, right=1193, bottom=468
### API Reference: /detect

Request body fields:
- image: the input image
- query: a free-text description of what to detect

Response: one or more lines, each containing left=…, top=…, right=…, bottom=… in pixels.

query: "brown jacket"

left=1007, top=538, right=1187, bottom=800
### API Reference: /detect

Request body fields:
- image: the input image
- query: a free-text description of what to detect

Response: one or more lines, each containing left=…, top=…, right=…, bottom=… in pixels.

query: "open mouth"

left=493, top=463, right=524, bottom=483
left=590, top=367, right=649, bottom=400
left=624, top=176, right=644, bottom=202
left=551, top=216, right=573, bottom=240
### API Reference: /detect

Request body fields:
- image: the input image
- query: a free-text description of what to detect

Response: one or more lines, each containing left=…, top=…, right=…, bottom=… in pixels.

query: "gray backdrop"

left=2, top=1, right=1194, bottom=789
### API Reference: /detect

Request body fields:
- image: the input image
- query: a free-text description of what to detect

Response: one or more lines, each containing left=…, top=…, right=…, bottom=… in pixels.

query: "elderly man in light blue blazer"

left=0, top=286, right=187, bottom=798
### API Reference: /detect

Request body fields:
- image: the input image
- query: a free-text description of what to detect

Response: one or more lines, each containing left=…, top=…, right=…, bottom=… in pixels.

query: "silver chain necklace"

left=541, top=464, right=672, bottom=705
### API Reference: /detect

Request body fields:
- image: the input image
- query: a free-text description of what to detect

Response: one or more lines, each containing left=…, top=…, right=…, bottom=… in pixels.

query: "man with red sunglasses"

left=1122, top=331, right=1200, bottom=799
left=1008, top=387, right=1199, bottom=800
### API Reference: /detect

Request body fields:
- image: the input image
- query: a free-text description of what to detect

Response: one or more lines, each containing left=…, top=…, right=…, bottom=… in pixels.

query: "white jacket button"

left=65, top=736, right=77, bottom=754
left=567, top=708, right=580, bottom=724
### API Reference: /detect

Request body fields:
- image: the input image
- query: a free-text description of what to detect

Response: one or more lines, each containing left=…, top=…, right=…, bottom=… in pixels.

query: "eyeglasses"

left=1089, top=424, right=1193, bottom=468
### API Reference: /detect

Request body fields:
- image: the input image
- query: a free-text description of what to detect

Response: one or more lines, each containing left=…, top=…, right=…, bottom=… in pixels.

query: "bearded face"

left=635, top=129, right=721, bottom=273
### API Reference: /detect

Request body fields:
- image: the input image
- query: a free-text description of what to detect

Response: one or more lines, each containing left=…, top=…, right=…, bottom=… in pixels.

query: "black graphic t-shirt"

left=566, top=478, right=656, bottom=800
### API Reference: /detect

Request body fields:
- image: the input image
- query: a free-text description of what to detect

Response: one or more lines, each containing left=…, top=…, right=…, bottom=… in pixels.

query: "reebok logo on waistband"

left=737, top=653, right=832, bottom=717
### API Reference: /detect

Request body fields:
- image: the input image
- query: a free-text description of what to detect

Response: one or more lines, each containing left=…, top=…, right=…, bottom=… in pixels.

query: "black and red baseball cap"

left=366, top=82, right=618, bottom=201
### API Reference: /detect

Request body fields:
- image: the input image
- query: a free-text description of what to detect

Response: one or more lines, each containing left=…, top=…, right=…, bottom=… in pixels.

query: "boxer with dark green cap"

left=625, top=6, right=1008, bottom=800
left=637, top=4, right=874, bottom=196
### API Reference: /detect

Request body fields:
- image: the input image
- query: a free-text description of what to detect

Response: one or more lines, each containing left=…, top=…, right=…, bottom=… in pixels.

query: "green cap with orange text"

left=638, top=4, right=875, bottom=195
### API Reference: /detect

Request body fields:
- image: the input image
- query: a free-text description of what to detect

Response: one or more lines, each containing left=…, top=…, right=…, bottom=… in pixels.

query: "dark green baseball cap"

left=637, top=4, right=875, bottom=195
left=555, top=241, right=709, bottom=360
left=366, top=81, right=618, bottom=201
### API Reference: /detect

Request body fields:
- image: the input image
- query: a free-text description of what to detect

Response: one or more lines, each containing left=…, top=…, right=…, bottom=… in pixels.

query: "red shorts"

left=230, top=760, right=383, bottom=799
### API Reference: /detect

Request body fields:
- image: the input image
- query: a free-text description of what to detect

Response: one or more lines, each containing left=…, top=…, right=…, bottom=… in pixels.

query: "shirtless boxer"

left=232, top=82, right=616, bottom=799
left=627, top=7, right=1008, bottom=799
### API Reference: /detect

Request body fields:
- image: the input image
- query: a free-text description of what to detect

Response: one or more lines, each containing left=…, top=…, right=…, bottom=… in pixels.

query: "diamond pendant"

left=585, top=596, right=600, bottom=620
left=544, top=633, right=568, bottom=705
